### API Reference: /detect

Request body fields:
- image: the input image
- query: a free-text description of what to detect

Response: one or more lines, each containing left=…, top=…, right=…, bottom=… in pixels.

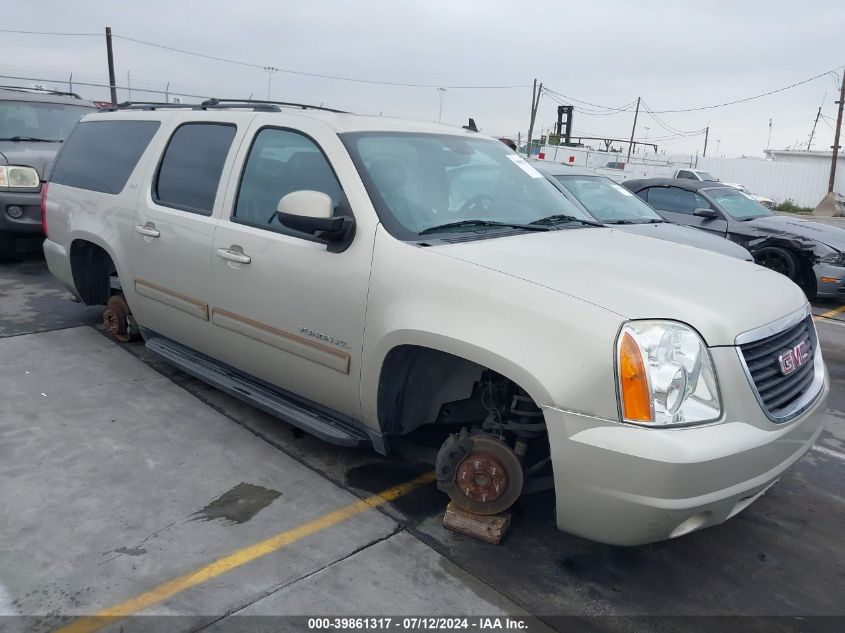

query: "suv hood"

left=614, top=222, right=752, bottom=260
left=0, top=141, right=60, bottom=178
left=428, top=228, right=807, bottom=346
left=745, top=214, right=845, bottom=251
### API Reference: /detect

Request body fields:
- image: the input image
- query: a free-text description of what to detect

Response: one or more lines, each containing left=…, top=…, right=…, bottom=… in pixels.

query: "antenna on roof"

left=463, top=118, right=478, bottom=132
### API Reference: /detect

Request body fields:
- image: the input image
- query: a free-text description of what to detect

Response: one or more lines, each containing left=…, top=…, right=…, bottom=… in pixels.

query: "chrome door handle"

left=216, top=248, right=251, bottom=264
left=135, top=224, right=160, bottom=238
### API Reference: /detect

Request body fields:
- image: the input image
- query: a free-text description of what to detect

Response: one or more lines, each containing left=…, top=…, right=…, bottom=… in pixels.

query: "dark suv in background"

left=0, top=86, right=96, bottom=259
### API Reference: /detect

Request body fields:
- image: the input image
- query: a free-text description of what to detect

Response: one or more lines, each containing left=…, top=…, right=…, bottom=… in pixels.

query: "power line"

left=0, top=73, right=213, bottom=100
left=645, top=67, right=844, bottom=113
left=112, top=34, right=529, bottom=89
left=542, top=87, right=636, bottom=113
left=640, top=100, right=706, bottom=136
left=0, top=28, right=100, bottom=36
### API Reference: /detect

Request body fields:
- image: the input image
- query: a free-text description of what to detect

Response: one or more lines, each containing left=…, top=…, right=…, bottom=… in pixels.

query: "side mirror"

left=276, top=190, right=355, bottom=250
left=693, top=208, right=719, bottom=219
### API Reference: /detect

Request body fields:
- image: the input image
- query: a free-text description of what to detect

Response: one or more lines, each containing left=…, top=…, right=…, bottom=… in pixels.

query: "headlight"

left=819, top=251, right=845, bottom=267
left=0, top=165, right=40, bottom=189
left=616, top=320, right=721, bottom=426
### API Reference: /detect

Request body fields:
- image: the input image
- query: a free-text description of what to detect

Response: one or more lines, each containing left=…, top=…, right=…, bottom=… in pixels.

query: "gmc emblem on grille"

left=778, top=340, right=811, bottom=376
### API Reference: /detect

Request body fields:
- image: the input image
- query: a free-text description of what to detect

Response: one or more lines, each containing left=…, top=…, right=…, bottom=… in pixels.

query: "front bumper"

left=814, top=263, right=845, bottom=297
left=543, top=347, right=829, bottom=546
left=0, top=190, right=42, bottom=235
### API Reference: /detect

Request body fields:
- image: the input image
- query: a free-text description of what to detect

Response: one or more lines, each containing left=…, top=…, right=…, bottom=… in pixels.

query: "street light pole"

left=264, top=67, right=279, bottom=101
left=437, top=87, right=446, bottom=123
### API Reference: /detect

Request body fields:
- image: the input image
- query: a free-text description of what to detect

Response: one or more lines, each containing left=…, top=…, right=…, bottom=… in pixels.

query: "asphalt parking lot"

left=1, top=249, right=844, bottom=633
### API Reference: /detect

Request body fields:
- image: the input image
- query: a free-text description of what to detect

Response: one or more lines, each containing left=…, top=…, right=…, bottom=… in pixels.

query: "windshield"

left=343, top=132, right=590, bottom=238
left=555, top=175, right=662, bottom=222
left=0, top=101, right=92, bottom=141
left=707, top=187, right=772, bottom=220
left=696, top=171, right=718, bottom=181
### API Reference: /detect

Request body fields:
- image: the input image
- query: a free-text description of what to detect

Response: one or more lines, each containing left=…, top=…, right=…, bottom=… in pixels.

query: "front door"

left=207, top=121, right=375, bottom=419
left=132, top=118, right=241, bottom=353
left=643, top=186, right=728, bottom=236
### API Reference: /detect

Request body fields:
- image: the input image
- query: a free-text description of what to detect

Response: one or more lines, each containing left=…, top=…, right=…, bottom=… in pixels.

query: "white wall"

left=696, top=156, right=844, bottom=207
left=536, top=144, right=845, bottom=207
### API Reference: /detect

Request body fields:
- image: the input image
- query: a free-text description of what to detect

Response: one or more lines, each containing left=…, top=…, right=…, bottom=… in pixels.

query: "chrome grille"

left=738, top=315, right=820, bottom=421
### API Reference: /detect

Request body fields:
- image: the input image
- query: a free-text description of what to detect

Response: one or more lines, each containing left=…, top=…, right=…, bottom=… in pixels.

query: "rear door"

left=641, top=186, right=728, bottom=236
left=132, top=114, right=247, bottom=354
left=206, top=117, right=377, bottom=419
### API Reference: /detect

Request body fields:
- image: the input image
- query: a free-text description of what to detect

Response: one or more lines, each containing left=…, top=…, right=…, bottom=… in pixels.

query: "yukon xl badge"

left=298, top=326, right=350, bottom=350
left=778, top=340, right=810, bottom=376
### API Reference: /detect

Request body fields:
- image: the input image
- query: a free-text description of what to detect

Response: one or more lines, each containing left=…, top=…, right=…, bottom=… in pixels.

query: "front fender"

left=359, top=227, right=624, bottom=430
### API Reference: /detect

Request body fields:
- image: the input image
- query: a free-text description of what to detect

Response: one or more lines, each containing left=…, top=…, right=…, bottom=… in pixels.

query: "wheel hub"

left=456, top=453, right=508, bottom=504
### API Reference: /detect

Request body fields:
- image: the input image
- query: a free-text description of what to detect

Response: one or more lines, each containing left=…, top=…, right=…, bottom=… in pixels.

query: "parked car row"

left=39, top=102, right=829, bottom=546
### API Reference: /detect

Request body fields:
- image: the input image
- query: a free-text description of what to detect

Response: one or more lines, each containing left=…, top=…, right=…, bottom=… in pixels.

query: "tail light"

left=40, top=182, right=49, bottom=237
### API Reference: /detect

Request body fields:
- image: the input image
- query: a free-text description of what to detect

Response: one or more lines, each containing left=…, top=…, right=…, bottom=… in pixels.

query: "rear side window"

left=154, top=123, right=236, bottom=215
left=50, top=120, right=160, bottom=194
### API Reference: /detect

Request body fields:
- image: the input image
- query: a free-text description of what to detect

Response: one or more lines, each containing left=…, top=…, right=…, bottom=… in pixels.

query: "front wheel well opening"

left=69, top=240, right=118, bottom=306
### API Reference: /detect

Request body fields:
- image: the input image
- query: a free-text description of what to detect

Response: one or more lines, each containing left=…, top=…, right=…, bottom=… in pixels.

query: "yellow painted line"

left=818, top=304, right=845, bottom=319
left=58, top=471, right=436, bottom=633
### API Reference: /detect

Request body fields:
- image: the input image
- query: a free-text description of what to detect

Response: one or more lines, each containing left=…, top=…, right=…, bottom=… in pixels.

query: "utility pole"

left=437, top=87, right=446, bottom=123
left=807, top=105, right=822, bottom=151
left=165, top=81, right=170, bottom=104
left=703, top=125, right=709, bottom=157
left=829, top=71, right=845, bottom=193
left=126, top=70, right=132, bottom=101
left=264, top=67, right=279, bottom=101
left=626, top=96, right=641, bottom=162
left=105, top=26, right=117, bottom=105
left=68, top=73, right=73, bottom=94
left=526, top=79, right=541, bottom=158
left=766, top=118, right=773, bottom=151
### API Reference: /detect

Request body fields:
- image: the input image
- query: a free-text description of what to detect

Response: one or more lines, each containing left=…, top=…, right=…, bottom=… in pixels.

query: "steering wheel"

left=459, top=194, right=496, bottom=214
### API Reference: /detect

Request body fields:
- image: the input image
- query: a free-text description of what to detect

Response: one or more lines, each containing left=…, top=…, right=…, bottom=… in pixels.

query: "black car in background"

left=622, top=178, right=845, bottom=298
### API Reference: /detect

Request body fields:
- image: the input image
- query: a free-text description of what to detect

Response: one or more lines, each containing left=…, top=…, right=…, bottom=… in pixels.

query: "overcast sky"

left=3, top=0, right=843, bottom=157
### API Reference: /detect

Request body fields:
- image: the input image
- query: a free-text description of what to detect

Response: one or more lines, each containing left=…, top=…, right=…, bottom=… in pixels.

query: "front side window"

left=676, top=170, right=694, bottom=179
left=234, top=128, right=343, bottom=230
left=646, top=187, right=713, bottom=215
left=556, top=175, right=662, bottom=223
left=51, top=120, right=160, bottom=194
left=154, top=123, right=236, bottom=215
left=0, top=101, right=93, bottom=142
left=696, top=171, right=718, bottom=182
left=343, top=132, right=588, bottom=238
left=707, top=187, right=771, bottom=220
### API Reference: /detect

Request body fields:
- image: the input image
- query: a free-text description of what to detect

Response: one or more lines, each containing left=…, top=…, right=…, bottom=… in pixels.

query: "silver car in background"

left=532, top=160, right=753, bottom=261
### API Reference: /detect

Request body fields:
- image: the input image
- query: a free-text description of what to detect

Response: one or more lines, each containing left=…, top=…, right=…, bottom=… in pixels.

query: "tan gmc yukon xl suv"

left=43, top=101, right=829, bottom=545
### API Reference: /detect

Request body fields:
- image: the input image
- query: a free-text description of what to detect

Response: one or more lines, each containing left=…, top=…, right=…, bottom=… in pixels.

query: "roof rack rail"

left=0, top=85, right=82, bottom=99
left=111, top=99, right=347, bottom=114
left=202, top=98, right=348, bottom=114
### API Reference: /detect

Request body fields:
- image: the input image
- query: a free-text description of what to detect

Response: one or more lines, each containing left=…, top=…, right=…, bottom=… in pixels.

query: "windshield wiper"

left=0, top=136, right=62, bottom=143
left=529, top=214, right=603, bottom=228
left=418, top=219, right=551, bottom=235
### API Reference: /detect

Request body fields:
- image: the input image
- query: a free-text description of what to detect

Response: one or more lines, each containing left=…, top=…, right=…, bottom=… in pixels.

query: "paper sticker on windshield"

left=612, top=183, right=634, bottom=196
left=506, top=154, right=544, bottom=178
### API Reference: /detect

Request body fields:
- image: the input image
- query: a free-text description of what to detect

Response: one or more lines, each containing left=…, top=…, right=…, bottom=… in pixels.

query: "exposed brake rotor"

left=437, top=430, right=524, bottom=515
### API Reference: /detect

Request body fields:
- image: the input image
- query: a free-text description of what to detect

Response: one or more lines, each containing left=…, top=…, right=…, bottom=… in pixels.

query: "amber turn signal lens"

left=619, top=332, right=652, bottom=422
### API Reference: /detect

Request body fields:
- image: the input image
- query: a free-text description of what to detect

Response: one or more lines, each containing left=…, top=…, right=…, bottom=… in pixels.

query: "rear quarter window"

left=50, top=120, right=160, bottom=194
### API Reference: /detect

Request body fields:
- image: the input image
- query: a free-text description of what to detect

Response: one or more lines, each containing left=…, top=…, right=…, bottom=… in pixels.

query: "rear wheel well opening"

left=69, top=240, right=118, bottom=306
